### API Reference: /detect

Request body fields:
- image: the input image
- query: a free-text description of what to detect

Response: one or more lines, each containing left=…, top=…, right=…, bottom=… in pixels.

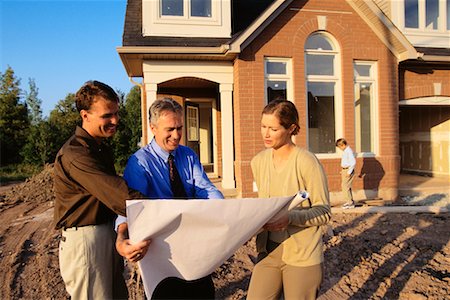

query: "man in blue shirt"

left=116, top=98, right=224, bottom=299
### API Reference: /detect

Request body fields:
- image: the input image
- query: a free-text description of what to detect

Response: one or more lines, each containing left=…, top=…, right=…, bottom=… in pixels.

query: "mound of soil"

left=0, top=166, right=448, bottom=299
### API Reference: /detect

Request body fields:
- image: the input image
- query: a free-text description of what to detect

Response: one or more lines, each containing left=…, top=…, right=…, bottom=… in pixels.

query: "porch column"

left=219, top=83, right=235, bottom=189
left=145, top=83, right=157, bottom=145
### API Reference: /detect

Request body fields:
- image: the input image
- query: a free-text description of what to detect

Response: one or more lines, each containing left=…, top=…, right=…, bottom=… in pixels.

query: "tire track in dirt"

left=0, top=200, right=67, bottom=300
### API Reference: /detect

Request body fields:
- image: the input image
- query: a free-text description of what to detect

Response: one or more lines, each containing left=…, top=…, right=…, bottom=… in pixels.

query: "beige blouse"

left=251, top=146, right=331, bottom=267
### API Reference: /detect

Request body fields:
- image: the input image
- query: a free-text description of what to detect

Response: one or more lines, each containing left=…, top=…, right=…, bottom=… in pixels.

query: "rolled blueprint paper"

left=264, top=190, right=309, bottom=226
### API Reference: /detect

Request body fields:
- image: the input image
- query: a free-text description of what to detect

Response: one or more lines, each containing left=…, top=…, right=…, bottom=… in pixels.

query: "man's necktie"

left=168, top=154, right=187, bottom=198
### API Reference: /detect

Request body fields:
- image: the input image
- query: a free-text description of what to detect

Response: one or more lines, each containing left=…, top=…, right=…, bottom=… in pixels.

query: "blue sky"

left=1, top=0, right=135, bottom=116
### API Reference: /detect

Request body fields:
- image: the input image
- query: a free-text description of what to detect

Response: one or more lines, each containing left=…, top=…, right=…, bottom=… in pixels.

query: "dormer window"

left=161, top=0, right=212, bottom=18
left=404, top=0, right=443, bottom=30
left=143, top=0, right=231, bottom=37
left=391, top=0, right=450, bottom=48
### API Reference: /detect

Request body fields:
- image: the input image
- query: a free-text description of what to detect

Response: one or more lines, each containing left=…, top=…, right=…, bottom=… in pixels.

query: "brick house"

left=117, top=0, right=450, bottom=204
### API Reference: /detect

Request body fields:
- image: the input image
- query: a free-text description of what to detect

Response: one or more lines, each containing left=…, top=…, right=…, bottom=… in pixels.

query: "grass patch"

left=0, top=164, right=43, bottom=184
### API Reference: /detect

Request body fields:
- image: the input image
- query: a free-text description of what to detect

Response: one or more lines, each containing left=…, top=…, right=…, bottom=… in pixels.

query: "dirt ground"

left=0, top=165, right=448, bottom=299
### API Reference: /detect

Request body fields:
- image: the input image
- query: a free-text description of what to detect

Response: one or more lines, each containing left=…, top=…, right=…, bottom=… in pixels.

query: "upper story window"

left=161, top=0, right=212, bottom=18
left=392, top=0, right=450, bottom=47
left=405, top=0, right=420, bottom=28
left=405, top=0, right=443, bottom=30
left=264, top=58, right=292, bottom=103
left=143, top=0, right=231, bottom=38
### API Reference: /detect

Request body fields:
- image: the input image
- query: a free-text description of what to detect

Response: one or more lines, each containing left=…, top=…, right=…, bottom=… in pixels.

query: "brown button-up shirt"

left=54, top=126, right=139, bottom=229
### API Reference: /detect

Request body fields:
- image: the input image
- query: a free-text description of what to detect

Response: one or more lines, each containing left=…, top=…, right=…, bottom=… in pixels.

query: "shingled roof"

left=122, top=0, right=275, bottom=47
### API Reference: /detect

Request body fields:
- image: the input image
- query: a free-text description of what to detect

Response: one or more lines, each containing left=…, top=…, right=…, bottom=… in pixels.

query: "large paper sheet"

left=126, top=192, right=308, bottom=298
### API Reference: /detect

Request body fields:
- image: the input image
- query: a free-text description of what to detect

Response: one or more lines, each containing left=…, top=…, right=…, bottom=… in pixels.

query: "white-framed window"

left=264, top=58, right=292, bottom=103
left=186, top=105, right=199, bottom=141
left=354, top=61, right=378, bottom=155
left=404, top=0, right=444, bottom=30
left=391, top=0, right=450, bottom=47
left=161, top=0, right=212, bottom=18
left=143, top=0, right=231, bottom=38
left=305, top=32, right=342, bottom=154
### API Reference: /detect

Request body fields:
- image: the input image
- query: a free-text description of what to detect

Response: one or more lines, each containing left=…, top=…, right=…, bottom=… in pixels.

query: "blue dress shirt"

left=123, top=139, right=224, bottom=200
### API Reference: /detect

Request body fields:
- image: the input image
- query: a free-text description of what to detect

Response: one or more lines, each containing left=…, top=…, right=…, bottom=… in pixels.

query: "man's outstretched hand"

left=116, top=222, right=151, bottom=263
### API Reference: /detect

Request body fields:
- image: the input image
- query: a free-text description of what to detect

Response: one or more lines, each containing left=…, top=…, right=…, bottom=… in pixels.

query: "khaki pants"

left=341, top=169, right=355, bottom=203
left=59, top=222, right=128, bottom=300
left=247, top=242, right=322, bottom=300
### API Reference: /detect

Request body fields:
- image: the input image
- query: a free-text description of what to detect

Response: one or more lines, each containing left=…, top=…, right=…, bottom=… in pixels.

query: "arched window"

left=305, top=32, right=340, bottom=154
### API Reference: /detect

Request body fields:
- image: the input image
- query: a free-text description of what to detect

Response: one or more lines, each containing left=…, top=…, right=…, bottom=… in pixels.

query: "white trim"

left=143, top=0, right=231, bottom=38
left=402, top=31, right=450, bottom=48
left=304, top=32, right=342, bottom=154
left=353, top=60, right=379, bottom=156
left=142, top=60, right=235, bottom=189
left=143, top=60, right=234, bottom=84
left=420, top=54, right=450, bottom=62
left=219, top=83, right=235, bottom=189
left=399, top=96, right=450, bottom=105
left=190, top=98, right=219, bottom=177
left=315, top=153, right=341, bottom=159
left=264, top=57, right=293, bottom=103
left=356, top=152, right=376, bottom=158
left=211, top=99, right=218, bottom=177
left=317, top=15, right=327, bottom=30
left=186, top=106, right=199, bottom=142
left=117, top=45, right=230, bottom=54
left=315, top=152, right=377, bottom=160
left=390, top=0, right=450, bottom=48
left=158, top=0, right=217, bottom=22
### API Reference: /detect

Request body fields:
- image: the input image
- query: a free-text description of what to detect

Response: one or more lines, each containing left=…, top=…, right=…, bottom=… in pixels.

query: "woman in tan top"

left=247, top=100, right=331, bottom=300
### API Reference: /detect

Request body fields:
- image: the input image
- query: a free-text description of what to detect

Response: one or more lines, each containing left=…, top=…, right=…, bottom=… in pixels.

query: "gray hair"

left=149, top=98, right=183, bottom=126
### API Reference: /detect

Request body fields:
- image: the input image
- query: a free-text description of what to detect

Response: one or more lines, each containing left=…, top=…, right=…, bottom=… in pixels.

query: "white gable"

left=142, top=0, right=231, bottom=38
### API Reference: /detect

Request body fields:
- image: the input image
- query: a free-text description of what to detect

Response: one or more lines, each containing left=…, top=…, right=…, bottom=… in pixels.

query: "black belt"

left=62, top=226, right=79, bottom=231
left=62, top=223, right=101, bottom=231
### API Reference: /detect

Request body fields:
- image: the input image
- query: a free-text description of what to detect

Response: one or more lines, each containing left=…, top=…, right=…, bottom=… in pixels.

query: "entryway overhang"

left=117, top=46, right=237, bottom=77
left=399, top=96, right=450, bottom=106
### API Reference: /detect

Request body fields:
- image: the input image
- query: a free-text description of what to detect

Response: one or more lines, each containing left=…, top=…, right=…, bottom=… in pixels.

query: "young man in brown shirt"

left=53, top=80, right=149, bottom=299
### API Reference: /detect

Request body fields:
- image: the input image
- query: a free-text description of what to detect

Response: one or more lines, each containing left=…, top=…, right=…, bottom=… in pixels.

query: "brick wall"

left=233, top=0, right=400, bottom=201
left=400, top=65, right=450, bottom=99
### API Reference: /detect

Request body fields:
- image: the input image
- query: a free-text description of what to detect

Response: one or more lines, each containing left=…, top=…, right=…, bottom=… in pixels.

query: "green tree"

left=25, top=78, right=43, bottom=125
left=108, top=86, right=142, bottom=170
left=0, top=66, right=29, bottom=165
left=21, top=78, right=49, bottom=165
left=124, top=85, right=142, bottom=152
left=48, top=93, right=81, bottom=155
left=22, top=121, right=58, bottom=165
